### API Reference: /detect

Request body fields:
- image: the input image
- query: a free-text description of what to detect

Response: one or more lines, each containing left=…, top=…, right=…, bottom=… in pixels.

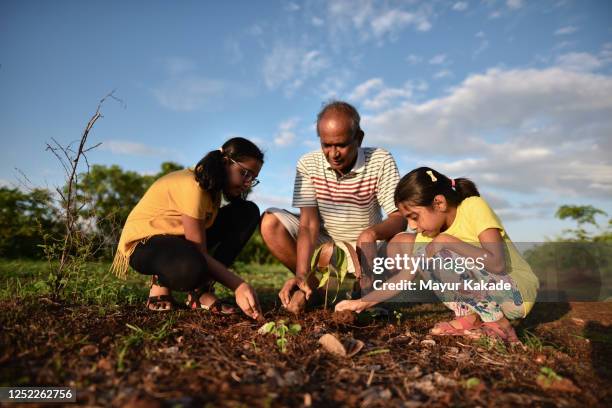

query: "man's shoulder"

left=362, top=147, right=397, bottom=165
left=297, top=150, right=325, bottom=167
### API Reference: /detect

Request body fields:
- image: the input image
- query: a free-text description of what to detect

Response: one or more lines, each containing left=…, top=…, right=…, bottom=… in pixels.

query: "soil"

left=1, top=295, right=610, bottom=407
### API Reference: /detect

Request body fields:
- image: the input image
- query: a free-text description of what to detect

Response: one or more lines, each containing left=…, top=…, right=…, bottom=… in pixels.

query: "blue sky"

left=1, top=0, right=611, bottom=242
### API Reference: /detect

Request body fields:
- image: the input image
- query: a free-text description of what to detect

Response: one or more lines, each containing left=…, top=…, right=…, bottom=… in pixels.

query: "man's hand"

left=335, top=299, right=377, bottom=313
left=279, top=277, right=313, bottom=308
left=235, top=282, right=262, bottom=320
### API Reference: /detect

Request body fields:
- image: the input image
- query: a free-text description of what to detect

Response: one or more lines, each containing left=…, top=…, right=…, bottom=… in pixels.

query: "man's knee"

left=260, top=211, right=282, bottom=238
left=261, top=210, right=294, bottom=244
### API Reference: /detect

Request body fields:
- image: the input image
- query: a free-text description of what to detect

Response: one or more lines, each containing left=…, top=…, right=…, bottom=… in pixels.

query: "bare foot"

left=430, top=314, right=481, bottom=335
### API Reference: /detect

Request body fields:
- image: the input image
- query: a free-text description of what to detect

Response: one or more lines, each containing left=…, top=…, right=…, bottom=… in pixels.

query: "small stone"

left=79, top=344, right=99, bottom=357
left=420, top=339, right=436, bottom=347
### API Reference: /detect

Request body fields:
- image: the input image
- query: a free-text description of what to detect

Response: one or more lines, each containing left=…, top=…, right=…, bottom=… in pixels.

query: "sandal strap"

left=187, top=292, right=236, bottom=314
left=148, top=294, right=174, bottom=303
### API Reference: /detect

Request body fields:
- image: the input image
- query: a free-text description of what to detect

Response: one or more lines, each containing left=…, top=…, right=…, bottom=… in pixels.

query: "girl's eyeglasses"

left=230, top=158, right=260, bottom=187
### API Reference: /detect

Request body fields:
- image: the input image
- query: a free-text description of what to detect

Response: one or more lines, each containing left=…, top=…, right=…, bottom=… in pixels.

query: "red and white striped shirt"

left=292, top=147, right=400, bottom=242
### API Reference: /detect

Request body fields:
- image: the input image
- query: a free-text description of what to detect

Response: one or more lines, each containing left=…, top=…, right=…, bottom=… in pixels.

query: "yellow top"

left=415, top=196, right=539, bottom=316
left=110, top=168, right=219, bottom=279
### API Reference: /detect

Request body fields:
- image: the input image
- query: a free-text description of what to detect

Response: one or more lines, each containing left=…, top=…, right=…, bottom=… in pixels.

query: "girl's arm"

left=182, top=214, right=261, bottom=319
left=427, top=228, right=506, bottom=274
left=182, top=214, right=244, bottom=290
left=335, top=266, right=420, bottom=312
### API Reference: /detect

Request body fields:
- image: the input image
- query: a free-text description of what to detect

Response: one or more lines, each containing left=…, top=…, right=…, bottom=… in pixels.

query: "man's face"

left=318, top=112, right=361, bottom=175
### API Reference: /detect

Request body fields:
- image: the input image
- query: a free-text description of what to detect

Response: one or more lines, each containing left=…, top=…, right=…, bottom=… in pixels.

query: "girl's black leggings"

left=129, top=199, right=259, bottom=292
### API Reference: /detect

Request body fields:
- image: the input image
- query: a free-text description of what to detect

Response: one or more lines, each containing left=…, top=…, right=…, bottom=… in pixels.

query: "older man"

left=260, top=101, right=406, bottom=311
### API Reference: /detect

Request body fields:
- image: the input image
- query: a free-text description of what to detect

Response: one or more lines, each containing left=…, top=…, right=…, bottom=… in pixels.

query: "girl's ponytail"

left=452, top=177, right=480, bottom=203
left=195, top=149, right=227, bottom=203
left=394, top=167, right=479, bottom=208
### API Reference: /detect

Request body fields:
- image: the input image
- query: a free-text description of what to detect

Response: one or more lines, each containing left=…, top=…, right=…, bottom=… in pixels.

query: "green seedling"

left=393, top=310, right=403, bottom=326
left=313, top=244, right=348, bottom=310
left=258, top=320, right=302, bottom=353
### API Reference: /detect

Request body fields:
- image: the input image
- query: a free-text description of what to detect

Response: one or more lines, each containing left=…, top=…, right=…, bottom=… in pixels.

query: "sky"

left=1, top=0, right=611, bottom=242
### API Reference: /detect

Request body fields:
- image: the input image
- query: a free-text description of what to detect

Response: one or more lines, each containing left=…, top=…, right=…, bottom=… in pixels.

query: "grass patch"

left=0, top=258, right=292, bottom=306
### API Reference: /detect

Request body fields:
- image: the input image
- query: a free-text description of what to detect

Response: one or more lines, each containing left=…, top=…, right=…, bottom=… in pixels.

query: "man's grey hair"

left=316, top=100, right=361, bottom=138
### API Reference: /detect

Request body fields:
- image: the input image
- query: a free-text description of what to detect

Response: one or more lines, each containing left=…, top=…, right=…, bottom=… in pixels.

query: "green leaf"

left=258, top=322, right=275, bottom=334
left=464, top=377, right=481, bottom=389
left=277, top=337, right=288, bottom=353
left=288, top=324, right=302, bottom=335
left=277, top=325, right=288, bottom=337
left=310, top=245, right=324, bottom=272
left=318, top=270, right=330, bottom=288
left=337, top=248, right=348, bottom=284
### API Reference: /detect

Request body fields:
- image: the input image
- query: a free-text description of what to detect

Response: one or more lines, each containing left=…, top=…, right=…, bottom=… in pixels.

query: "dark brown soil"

left=1, top=297, right=610, bottom=407
left=332, top=310, right=357, bottom=326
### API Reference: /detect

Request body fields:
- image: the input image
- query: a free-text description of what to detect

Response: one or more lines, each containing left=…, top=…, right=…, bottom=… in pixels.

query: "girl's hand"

left=235, top=282, right=262, bottom=320
left=335, top=299, right=377, bottom=313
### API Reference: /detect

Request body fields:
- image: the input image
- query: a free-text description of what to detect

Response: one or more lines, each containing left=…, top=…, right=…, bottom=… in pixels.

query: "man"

left=260, top=101, right=406, bottom=311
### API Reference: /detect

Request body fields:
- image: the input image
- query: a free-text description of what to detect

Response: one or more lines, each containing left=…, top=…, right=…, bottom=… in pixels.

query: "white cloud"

left=506, top=0, right=523, bottom=9
left=318, top=70, right=352, bottom=99
left=371, top=9, right=431, bottom=37
left=324, top=0, right=434, bottom=43
left=311, top=16, right=324, bottom=26
left=348, top=78, right=420, bottom=111
left=433, top=69, right=453, bottom=79
left=262, top=45, right=328, bottom=95
left=406, top=54, right=423, bottom=64
left=152, top=76, right=228, bottom=111
left=555, top=25, right=578, bottom=36
left=160, top=56, right=196, bottom=76
left=285, top=2, right=300, bottom=12
left=101, top=140, right=170, bottom=157
left=348, top=78, right=384, bottom=100
left=274, top=118, right=299, bottom=146
left=429, top=54, right=447, bottom=65
left=556, top=52, right=603, bottom=72
left=364, top=64, right=612, bottom=198
left=452, top=2, right=468, bottom=11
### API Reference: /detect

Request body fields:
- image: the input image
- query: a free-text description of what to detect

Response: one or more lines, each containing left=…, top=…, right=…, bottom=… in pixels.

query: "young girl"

left=111, top=137, right=264, bottom=320
left=336, top=167, right=539, bottom=343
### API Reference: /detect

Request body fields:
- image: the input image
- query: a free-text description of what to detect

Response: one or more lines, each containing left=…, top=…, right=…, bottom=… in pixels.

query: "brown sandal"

left=186, top=289, right=237, bottom=315
left=146, top=275, right=177, bottom=312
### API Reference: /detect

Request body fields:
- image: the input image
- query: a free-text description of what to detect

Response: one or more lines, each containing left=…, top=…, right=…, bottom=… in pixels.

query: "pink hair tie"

left=451, top=178, right=456, bottom=191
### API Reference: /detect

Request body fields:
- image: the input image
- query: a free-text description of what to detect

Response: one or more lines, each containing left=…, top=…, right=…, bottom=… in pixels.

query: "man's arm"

left=360, top=211, right=406, bottom=242
left=295, top=206, right=320, bottom=279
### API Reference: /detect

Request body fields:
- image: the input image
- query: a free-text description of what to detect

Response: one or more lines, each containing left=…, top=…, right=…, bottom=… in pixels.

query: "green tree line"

left=0, top=162, right=277, bottom=264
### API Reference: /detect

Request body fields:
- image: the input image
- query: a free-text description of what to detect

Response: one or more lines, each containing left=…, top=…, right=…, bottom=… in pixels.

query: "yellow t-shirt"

left=415, top=196, right=539, bottom=316
left=110, top=168, right=219, bottom=279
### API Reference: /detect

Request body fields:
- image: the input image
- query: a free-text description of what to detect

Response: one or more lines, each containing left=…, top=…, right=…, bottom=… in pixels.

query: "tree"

left=556, top=205, right=610, bottom=242
left=0, top=187, right=62, bottom=258
left=76, top=162, right=184, bottom=257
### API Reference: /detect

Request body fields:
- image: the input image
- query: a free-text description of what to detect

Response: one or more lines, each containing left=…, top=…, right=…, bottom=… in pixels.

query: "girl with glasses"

left=111, top=137, right=264, bottom=319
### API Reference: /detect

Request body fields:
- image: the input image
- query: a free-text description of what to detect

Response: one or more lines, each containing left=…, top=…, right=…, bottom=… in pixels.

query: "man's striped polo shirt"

left=292, top=147, right=400, bottom=242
